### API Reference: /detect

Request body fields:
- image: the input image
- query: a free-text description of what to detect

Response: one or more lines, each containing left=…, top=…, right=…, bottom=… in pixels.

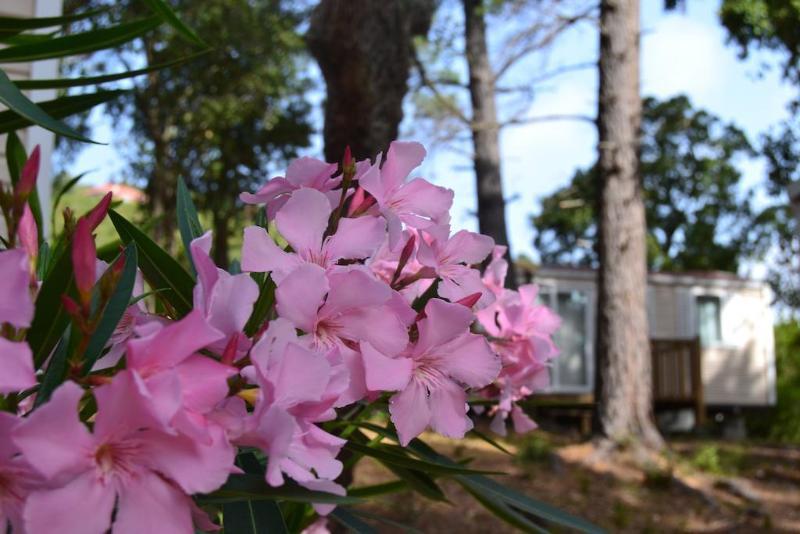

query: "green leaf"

left=456, top=475, right=604, bottom=533
left=142, top=0, right=206, bottom=46
left=468, top=429, right=513, bottom=456
left=26, top=248, right=74, bottom=367
left=201, top=474, right=361, bottom=505
left=346, top=509, right=425, bottom=534
left=0, top=69, right=98, bottom=143
left=459, top=482, right=547, bottom=534
left=0, top=17, right=160, bottom=63
left=243, top=275, right=275, bottom=337
left=14, top=51, right=210, bottom=90
left=108, top=209, right=194, bottom=317
left=0, top=9, right=105, bottom=36
left=81, top=244, right=138, bottom=373
left=344, top=441, right=499, bottom=476
left=33, top=328, right=71, bottom=408
left=176, top=177, right=204, bottom=275
left=0, top=89, right=126, bottom=136
left=348, top=480, right=408, bottom=498
left=330, top=508, right=378, bottom=534
left=5, top=130, right=26, bottom=185
left=223, top=500, right=287, bottom=534
left=382, top=464, right=447, bottom=502
left=36, top=240, right=51, bottom=281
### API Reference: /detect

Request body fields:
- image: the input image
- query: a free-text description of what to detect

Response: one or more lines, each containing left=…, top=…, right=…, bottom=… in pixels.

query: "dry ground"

left=350, top=431, right=800, bottom=533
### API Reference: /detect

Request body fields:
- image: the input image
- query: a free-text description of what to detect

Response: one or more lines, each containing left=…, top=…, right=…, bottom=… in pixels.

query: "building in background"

left=527, top=266, right=776, bottom=430
left=0, top=0, right=63, bottom=235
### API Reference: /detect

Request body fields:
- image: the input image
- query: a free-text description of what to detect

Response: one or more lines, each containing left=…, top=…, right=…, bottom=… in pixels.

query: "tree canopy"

left=532, top=95, right=761, bottom=273
left=63, top=0, right=313, bottom=266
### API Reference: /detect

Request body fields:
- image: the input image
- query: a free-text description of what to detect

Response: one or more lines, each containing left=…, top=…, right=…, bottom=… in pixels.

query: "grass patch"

left=515, top=433, right=554, bottom=465
left=689, top=444, right=746, bottom=476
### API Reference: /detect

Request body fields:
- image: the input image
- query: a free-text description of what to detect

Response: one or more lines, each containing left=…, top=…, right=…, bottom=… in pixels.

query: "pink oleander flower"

left=242, top=324, right=347, bottom=489
left=240, top=157, right=340, bottom=219
left=0, top=248, right=34, bottom=329
left=0, top=248, right=36, bottom=394
left=0, top=412, right=42, bottom=533
left=389, top=298, right=500, bottom=446
left=417, top=227, right=495, bottom=306
left=476, top=284, right=561, bottom=435
left=17, top=204, right=38, bottom=268
left=12, top=379, right=233, bottom=534
left=242, top=187, right=385, bottom=284
left=72, top=218, right=96, bottom=306
left=125, top=311, right=238, bottom=443
left=191, top=231, right=259, bottom=355
left=359, top=141, right=454, bottom=248
left=275, top=264, right=412, bottom=404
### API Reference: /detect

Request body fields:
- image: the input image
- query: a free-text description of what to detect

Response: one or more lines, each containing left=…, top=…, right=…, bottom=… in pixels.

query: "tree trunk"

left=307, top=1, right=437, bottom=501
left=593, top=0, right=663, bottom=450
left=463, top=0, right=517, bottom=289
left=307, top=0, right=437, bottom=162
left=212, top=209, right=230, bottom=270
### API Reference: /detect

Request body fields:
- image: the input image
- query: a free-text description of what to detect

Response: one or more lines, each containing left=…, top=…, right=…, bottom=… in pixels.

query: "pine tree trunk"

left=307, top=0, right=437, bottom=162
left=463, top=0, right=517, bottom=289
left=594, top=0, right=663, bottom=450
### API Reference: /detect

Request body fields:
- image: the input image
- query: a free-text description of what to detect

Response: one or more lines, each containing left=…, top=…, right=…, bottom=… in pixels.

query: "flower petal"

left=324, top=216, right=385, bottom=262
left=275, top=264, right=328, bottom=333
left=241, top=225, right=300, bottom=281
left=389, top=379, right=431, bottom=446
left=0, top=339, right=35, bottom=394
left=361, top=342, right=412, bottom=392
left=0, top=249, right=33, bottom=328
left=429, top=378, right=471, bottom=439
left=23, top=472, right=115, bottom=534
left=275, top=188, right=332, bottom=256
left=114, top=472, right=193, bottom=534
left=12, top=381, right=93, bottom=480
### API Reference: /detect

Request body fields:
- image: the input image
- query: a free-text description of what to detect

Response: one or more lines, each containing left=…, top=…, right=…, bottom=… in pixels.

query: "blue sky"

left=67, top=1, right=795, bottom=274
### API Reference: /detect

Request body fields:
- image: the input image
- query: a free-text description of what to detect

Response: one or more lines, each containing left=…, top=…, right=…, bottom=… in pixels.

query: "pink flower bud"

left=16, top=146, right=40, bottom=199
left=343, top=145, right=353, bottom=167
left=17, top=204, right=38, bottom=262
left=83, top=192, right=112, bottom=231
left=455, top=292, right=482, bottom=309
left=72, top=218, right=96, bottom=305
left=60, top=294, right=82, bottom=319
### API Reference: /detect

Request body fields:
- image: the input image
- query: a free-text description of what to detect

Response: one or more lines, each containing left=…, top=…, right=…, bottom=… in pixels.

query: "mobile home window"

left=552, top=290, right=589, bottom=388
left=696, top=295, right=721, bottom=346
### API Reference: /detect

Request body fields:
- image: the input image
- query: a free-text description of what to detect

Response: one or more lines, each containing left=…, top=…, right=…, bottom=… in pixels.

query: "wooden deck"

left=524, top=338, right=705, bottom=432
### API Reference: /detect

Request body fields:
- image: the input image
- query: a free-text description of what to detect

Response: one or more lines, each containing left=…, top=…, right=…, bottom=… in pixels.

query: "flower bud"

left=72, top=218, right=96, bottom=307
left=16, top=146, right=40, bottom=200
left=83, top=192, right=112, bottom=231
left=18, top=204, right=38, bottom=264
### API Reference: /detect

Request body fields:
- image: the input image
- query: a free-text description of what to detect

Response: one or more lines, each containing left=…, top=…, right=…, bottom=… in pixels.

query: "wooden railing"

left=651, top=337, right=704, bottom=425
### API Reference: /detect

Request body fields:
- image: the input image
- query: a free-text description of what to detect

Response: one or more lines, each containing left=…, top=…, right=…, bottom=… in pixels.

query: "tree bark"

left=307, top=0, right=437, bottom=162
left=463, top=0, right=518, bottom=289
left=593, top=0, right=663, bottom=450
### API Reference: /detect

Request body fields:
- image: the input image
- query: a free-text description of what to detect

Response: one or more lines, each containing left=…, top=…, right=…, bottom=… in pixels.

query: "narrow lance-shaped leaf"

left=0, top=8, right=106, bottom=36
left=33, top=328, right=71, bottom=408
left=14, top=51, right=210, bottom=90
left=0, top=89, right=126, bottom=136
left=81, top=244, right=138, bottom=373
left=0, top=70, right=99, bottom=143
left=26, top=248, right=75, bottom=367
left=0, top=17, right=160, bottom=63
left=142, top=0, right=206, bottom=46
left=176, top=177, right=203, bottom=275
left=5, top=130, right=26, bottom=185
left=108, top=209, right=195, bottom=317
left=330, top=508, right=378, bottom=534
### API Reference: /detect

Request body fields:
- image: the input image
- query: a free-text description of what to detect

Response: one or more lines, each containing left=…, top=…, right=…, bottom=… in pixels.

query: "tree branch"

left=493, top=7, right=598, bottom=83
left=410, top=45, right=471, bottom=125
left=501, top=113, right=596, bottom=127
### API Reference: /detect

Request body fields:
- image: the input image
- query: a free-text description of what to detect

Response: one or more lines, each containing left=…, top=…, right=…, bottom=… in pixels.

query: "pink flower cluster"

left=0, top=141, right=559, bottom=533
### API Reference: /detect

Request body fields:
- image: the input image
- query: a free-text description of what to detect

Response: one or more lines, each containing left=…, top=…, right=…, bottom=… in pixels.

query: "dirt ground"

left=351, top=431, right=800, bottom=533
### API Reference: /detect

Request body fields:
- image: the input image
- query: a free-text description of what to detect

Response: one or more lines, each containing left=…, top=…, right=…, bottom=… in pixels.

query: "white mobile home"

left=528, top=266, right=776, bottom=412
